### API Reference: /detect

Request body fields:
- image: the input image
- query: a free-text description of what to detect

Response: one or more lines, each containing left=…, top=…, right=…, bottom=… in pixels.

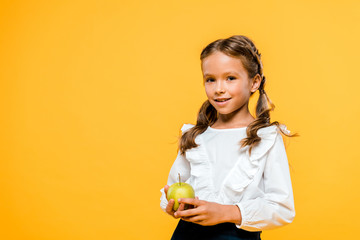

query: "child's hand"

left=174, top=198, right=242, bottom=226
left=164, top=185, right=187, bottom=218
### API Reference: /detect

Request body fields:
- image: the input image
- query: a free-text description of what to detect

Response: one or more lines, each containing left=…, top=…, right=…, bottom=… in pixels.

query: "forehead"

left=201, top=51, right=246, bottom=75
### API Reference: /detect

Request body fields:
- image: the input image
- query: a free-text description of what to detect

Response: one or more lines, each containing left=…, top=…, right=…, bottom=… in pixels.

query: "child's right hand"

left=164, top=185, right=186, bottom=218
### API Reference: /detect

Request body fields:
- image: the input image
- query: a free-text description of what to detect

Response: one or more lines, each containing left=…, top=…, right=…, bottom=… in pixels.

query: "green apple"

left=166, top=173, right=195, bottom=211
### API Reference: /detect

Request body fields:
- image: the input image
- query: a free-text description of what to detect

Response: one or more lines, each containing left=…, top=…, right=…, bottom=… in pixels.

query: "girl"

left=160, top=35, right=296, bottom=240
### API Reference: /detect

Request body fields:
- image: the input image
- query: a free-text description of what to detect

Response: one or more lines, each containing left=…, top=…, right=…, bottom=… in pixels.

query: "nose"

left=215, top=80, right=225, bottom=94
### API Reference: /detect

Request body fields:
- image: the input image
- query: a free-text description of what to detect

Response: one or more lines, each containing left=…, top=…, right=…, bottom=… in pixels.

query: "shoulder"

left=249, top=124, right=288, bottom=160
left=181, top=123, right=195, bottom=133
left=257, top=124, right=289, bottom=137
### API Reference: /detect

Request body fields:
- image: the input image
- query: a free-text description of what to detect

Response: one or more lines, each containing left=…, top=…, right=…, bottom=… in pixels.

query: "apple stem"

left=178, top=173, right=181, bottom=186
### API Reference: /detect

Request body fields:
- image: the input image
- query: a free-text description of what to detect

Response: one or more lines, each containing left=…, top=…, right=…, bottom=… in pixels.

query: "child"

left=160, top=35, right=296, bottom=240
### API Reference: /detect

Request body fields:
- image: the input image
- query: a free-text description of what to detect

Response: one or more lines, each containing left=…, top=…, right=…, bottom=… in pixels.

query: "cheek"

left=232, top=83, right=251, bottom=96
left=204, top=86, right=212, bottom=97
left=229, top=86, right=241, bottom=96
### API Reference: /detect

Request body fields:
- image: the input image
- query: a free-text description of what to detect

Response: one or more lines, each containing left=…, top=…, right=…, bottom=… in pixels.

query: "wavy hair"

left=179, top=35, right=298, bottom=155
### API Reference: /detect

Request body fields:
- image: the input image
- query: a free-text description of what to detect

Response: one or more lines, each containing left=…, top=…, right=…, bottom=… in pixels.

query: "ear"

left=250, top=74, right=261, bottom=93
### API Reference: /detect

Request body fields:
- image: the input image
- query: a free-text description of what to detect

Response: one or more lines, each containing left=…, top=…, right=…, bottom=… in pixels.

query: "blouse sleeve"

left=159, top=125, right=192, bottom=212
left=235, top=133, right=295, bottom=231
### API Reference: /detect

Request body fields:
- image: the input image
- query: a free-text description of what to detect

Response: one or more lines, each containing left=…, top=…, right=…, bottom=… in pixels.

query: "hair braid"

left=240, top=39, right=297, bottom=154
left=179, top=100, right=217, bottom=155
left=178, top=35, right=298, bottom=155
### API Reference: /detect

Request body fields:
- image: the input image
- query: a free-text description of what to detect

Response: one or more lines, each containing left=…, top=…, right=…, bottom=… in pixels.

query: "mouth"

left=214, top=98, right=231, bottom=102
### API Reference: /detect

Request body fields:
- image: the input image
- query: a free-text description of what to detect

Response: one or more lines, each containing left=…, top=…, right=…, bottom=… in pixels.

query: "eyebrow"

left=203, top=71, right=239, bottom=77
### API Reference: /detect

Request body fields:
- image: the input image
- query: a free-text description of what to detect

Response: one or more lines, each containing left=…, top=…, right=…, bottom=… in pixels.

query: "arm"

left=175, top=199, right=242, bottom=226
left=235, top=133, right=295, bottom=231
left=176, top=133, right=295, bottom=229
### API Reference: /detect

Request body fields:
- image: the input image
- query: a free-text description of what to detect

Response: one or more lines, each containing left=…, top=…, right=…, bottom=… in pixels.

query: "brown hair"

left=179, top=35, right=297, bottom=155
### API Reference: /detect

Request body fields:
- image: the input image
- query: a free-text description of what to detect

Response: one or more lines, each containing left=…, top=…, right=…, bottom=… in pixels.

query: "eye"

left=227, top=76, right=236, bottom=81
left=205, top=78, right=215, bottom=83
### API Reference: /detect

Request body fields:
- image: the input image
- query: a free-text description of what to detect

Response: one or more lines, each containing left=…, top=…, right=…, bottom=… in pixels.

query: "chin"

left=216, top=107, right=245, bottom=116
left=216, top=109, right=233, bottom=115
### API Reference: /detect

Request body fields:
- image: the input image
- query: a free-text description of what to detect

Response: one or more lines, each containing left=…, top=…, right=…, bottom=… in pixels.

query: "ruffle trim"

left=186, top=142, right=216, bottom=200
left=181, top=123, right=285, bottom=204
left=220, top=125, right=280, bottom=203
left=181, top=124, right=217, bottom=201
left=181, top=123, right=194, bottom=133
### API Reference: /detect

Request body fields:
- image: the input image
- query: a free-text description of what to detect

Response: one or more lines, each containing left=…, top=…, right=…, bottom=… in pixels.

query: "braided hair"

left=179, top=35, right=295, bottom=155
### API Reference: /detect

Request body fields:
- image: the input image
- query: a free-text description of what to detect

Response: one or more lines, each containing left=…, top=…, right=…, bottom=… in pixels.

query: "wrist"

left=222, top=205, right=242, bottom=225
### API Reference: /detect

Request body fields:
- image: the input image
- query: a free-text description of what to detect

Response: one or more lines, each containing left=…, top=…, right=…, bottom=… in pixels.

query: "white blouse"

left=160, top=124, right=295, bottom=231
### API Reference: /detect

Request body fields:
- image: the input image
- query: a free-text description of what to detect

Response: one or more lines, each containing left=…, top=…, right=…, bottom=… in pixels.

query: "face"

left=201, top=51, right=260, bottom=116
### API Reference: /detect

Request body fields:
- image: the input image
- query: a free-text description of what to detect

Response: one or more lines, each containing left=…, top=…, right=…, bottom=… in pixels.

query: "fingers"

left=178, top=198, right=202, bottom=207
left=174, top=207, right=199, bottom=219
left=190, top=196, right=199, bottom=208
left=181, top=214, right=204, bottom=224
left=164, top=185, right=169, bottom=195
left=165, top=199, right=176, bottom=218
left=177, top=202, right=185, bottom=212
left=174, top=198, right=204, bottom=218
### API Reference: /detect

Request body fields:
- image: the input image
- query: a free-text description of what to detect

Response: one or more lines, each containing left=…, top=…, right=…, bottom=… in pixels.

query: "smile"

left=214, top=98, right=231, bottom=102
left=214, top=98, right=231, bottom=106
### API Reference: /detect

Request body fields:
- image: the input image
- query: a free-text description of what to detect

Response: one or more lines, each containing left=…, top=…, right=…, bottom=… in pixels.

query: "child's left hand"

left=174, top=198, right=242, bottom=226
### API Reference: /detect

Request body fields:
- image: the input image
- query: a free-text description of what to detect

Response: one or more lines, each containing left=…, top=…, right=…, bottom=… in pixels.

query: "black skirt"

left=171, top=220, right=261, bottom=240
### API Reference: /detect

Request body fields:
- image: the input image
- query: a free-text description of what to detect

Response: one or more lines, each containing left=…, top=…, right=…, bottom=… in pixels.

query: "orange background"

left=1, top=1, right=359, bottom=239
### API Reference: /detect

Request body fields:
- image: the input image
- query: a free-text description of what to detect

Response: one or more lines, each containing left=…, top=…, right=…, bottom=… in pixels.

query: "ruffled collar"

left=182, top=123, right=283, bottom=204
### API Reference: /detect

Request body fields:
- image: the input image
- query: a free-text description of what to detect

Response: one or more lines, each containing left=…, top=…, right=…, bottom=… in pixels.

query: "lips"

left=214, top=98, right=231, bottom=102
left=213, top=98, right=231, bottom=106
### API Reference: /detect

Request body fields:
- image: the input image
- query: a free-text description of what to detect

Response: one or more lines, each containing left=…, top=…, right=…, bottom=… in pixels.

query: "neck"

left=213, top=105, right=255, bottom=129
